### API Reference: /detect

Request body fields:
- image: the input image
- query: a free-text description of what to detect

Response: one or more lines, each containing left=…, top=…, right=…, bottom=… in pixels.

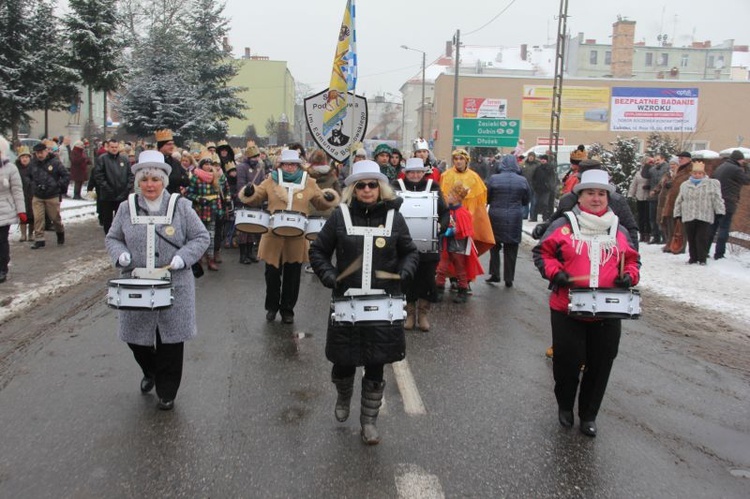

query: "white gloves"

left=118, top=252, right=132, bottom=267
left=170, top=255, right=186, bottom=270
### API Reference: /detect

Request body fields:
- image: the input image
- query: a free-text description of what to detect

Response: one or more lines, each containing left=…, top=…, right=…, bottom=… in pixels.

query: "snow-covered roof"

left=403, top=44, right=557, bottom=86
left=732, top=50, right=750, bottom=68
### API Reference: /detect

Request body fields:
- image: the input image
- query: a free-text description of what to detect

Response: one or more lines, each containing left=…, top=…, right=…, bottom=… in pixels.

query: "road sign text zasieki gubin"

left=452, top=118, right=520, bottom=147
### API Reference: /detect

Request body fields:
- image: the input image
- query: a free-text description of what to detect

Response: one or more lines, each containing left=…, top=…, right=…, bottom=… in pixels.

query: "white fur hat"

left=413, top=138, right=429, bottom=152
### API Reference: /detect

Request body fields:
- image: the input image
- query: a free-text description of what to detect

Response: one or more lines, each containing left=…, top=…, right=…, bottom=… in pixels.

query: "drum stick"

left=336, top=255, right=362, bottom=282
left=163, top=265, right=172, bottom=270
left=569, top=275, right=591, bottom=283
left=374, top=270, right=400, bottom=280
left=619, top=253, right=625, bottom=278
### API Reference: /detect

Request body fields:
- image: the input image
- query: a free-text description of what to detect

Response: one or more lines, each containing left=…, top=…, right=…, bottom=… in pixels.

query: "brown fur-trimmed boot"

left=417, top=299, right=431, bottom=331
left=404, top=302, right=416, bottom=330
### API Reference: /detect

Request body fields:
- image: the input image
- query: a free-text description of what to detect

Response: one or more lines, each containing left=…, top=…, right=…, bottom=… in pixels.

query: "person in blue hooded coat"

left=485, top=155, right=530, bottom=287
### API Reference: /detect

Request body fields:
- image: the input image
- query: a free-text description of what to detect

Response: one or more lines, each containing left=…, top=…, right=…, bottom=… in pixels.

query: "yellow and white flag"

left=322, top=0, right=357, bottom=136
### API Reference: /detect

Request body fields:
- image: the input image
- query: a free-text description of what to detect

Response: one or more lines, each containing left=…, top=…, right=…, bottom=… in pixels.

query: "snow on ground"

left=4, top=203, right=749, bottom=326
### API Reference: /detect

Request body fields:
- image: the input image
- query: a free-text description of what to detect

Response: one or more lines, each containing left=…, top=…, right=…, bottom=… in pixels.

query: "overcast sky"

left=223, top=0, right=749, bottom=98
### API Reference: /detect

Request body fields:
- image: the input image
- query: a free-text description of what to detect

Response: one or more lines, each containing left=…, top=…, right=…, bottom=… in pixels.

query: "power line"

left=463, top=0, right=518, bottom=37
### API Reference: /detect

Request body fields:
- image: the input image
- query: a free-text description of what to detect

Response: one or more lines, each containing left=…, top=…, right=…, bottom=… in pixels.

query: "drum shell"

left=107, top=278, right=174, bottom=310
left=396, top=191, right=439, bottom=253
left=568, top=288, right=641, bottom=319
left=304, top=216, right=327, bottom=241
left=235, top=209, right=271, bottom=234
left=271, top=210, right=307, bottom=237
left=331, top=294, right=406, bottom=324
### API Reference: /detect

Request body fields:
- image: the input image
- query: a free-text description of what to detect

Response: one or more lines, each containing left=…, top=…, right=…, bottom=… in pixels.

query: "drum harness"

left=128, top=193, right=180, bottom=281
left=339, top=203, right=395, bottom=297
left=563, top=211, right=620, bottom=288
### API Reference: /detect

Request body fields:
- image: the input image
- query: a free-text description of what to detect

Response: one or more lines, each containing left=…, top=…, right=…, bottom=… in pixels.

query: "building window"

left=590, top=50, right=598, bottom=65
left=681, top=54, right=689, bottom=67
left=707, top=55, right=715, bottom=68
left=645, top=52, right=653, bottom=66
left=660, top=53, right=669, bottom=66
left=605, top=51, right=612, bottom=65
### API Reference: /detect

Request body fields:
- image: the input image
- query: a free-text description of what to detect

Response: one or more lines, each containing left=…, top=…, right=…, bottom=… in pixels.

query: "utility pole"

left=548, top=0, right=569, bottom=162
left=452, top=29, right=461, bottom=119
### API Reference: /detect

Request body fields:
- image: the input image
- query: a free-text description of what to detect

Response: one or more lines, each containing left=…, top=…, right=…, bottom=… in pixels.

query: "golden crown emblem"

left=154, top=129, right=174, bottom=142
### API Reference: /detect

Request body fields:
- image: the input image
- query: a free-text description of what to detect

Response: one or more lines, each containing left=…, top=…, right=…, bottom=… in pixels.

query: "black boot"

left=453, top=288, right=468, bottom=303
left=31, top=240, right=46, bottom=250
left=56, top=232, right=65, bottom=245
left=248, top=242, right=259, bottom=263
left=239, top=244, right=250, bottom=264
left=360, top=379, right=386, bottom=445
left=332, top=375, right=355, bottom=422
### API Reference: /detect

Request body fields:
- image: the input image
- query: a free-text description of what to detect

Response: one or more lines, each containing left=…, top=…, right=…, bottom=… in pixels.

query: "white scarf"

left=144, top=191, right=166, bottom=213
left=566, top=209, right=621, bottom=286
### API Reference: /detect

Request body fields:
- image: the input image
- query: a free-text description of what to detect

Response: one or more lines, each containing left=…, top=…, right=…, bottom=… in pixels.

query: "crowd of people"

left=2, top=128, right=748, bottom=445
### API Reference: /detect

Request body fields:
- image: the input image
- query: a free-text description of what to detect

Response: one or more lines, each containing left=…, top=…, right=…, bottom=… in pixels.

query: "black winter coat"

left=30, top=154, right=69, bottom=199
left=166, top=155, right=189, bottom=195
left=93, top=152, right=133, bottom=202
left=712, top=158, right=750, bottom=212
left=309, top=197, right=419, bottom=367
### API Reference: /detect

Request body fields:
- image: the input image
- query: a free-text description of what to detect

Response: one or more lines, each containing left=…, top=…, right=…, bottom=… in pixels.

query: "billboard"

left=522, top=85, right=610, bottom=131
left=462, top=98, right=508, bottom=118
left=610, top=87, right=699, bottom=132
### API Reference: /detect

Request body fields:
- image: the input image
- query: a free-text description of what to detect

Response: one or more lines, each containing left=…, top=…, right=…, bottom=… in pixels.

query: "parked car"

left=19, top=138, right=42, bottom=150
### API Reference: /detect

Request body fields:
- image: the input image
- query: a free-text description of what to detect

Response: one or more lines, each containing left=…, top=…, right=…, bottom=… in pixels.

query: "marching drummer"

left=532, top=169, right=640, bottom=437
left=309, top=159, right=419, bottom=445
left=105, top=151, right=210, bottom=411
left=392, top=157, right=449, bottom=331
left=238, top=148, right=340, bottom=324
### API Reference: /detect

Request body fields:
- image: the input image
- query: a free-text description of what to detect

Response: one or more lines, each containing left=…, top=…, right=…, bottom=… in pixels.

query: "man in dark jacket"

left=710, top=149, right=750, bottom=259
left=30, top=142, right=69, bottom=249
left=156, top=129, right=187, bottom=195
left=531, top=154, right=554, bottom=221
left=641, top=153, right=670, bottom=244
left=532, top=159, right=639, bottom=249
left=93, top=139, right=134, bottom=234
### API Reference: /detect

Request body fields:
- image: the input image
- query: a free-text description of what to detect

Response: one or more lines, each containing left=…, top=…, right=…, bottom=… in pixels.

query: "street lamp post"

left=401, top=45, right=427, bottom=140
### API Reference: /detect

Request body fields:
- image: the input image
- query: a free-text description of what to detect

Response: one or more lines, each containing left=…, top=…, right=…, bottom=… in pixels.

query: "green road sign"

left=452, top=118, right=521, bottom=147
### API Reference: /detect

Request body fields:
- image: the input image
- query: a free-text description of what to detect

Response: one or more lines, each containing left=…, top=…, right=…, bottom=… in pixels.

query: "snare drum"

left=107, top=278, right=173, bottom=310
left=271, top=210, right=307, bottom=237
left=331, top=294, right=405, bottom=324
left=235, top=208, right=271, bottom=234
left=396, top=191, right=439, bottom=252
left=304, top=216, right=327, bottom=241
left=568, top=288, right=641, bottom=319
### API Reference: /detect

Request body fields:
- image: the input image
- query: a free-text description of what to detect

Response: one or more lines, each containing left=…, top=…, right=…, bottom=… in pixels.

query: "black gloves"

left=243, top=184, right=255, bottom=197
left=551, top=271, right=571, bottom=287
left=323, top=191, right=335, bottom=202
left=320, top=272, right=337, bottom=289
left=614, top=274, right=632, bottom=288
left=531, top=223, right=548, bottom=240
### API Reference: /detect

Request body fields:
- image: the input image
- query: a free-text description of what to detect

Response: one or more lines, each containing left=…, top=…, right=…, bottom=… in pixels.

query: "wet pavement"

left=0, top=217, right=748, bottom=497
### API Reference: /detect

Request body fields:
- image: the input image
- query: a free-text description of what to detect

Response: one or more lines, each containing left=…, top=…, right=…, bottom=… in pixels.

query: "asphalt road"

left=0, top=218, right=748, bottom=498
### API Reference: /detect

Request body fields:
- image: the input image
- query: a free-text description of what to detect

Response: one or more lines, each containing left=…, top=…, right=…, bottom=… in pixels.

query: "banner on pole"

left=322, top=0, right=357, bottom=136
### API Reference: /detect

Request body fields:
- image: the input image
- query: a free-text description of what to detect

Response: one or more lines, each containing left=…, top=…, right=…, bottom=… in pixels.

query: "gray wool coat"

left=105, top=193, right=210, bottom=345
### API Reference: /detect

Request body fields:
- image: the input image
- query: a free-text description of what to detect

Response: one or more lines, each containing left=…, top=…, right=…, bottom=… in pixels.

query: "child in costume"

left=435, top=183, right=484, bottom=303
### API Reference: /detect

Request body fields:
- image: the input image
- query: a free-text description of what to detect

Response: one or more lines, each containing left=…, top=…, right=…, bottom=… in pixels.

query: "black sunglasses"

left=355, top=181, right=379, bottom=190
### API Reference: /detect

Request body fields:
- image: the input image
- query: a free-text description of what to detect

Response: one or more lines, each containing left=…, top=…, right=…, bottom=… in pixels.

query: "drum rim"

left=108, top=278, right=172, bottom=287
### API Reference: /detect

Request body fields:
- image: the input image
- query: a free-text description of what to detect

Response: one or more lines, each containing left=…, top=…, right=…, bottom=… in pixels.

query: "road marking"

left=395, top=464, right=445, bottom=499
left=392, top=359, right=426, bottom=415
